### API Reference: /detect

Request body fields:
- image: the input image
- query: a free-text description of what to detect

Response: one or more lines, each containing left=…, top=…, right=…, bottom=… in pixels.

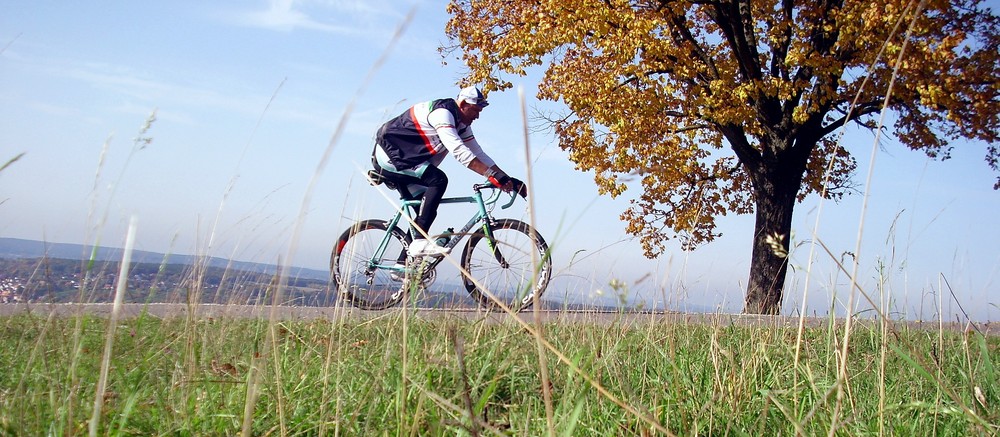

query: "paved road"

left=0, top=303, right=993, bottom=335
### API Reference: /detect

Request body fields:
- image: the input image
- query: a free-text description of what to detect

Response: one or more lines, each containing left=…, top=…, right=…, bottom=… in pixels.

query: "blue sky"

left=2, top=1, right=998, bottom=321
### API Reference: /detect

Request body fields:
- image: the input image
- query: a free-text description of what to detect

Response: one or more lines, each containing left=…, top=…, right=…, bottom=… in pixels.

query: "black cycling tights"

left=375, top=164, right=449, bottom=239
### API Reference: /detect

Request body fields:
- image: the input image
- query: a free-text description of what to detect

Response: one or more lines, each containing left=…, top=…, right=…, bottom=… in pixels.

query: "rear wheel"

left=461, top=219, right=551, bottom=312
left=330, top=220, right=410, bottom=310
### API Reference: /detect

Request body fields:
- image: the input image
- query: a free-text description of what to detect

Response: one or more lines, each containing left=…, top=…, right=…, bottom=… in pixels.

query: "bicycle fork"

left=468, top=188, right=511, bottom=269
left=480, top=221, right=510, bottom=268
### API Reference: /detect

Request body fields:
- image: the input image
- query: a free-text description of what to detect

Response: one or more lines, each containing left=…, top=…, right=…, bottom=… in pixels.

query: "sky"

left=1, top=1, right=998, bottom=321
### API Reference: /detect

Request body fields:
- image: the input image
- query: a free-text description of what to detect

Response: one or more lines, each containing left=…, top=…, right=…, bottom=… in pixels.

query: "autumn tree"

left=445, top=0, right=1000, bottom=314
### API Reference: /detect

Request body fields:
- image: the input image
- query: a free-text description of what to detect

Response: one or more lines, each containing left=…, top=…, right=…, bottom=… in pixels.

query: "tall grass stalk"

left=519, top=85, right=555, bottom=435
left=793, top=0, right=914, bottom=424
left=244, top=7, right=417, bottom=436
left=40, top=109, right=158, bottom=435
left=0, top=32, right=20, bottom=55
left=88, top=216, right=137, bottom=436
left=878, top=264, right=890, bottom=436
left=317, top=177, right=362, bottom=437
left=0, top=152, right=25, bottom=175
left=830, top=2, right=928, bottom=434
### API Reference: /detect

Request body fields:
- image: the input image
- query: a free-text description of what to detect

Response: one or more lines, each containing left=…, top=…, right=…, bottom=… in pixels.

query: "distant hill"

left=0, top=238, right=630, bottom=311
left=0, top=237, right=329, bottom=281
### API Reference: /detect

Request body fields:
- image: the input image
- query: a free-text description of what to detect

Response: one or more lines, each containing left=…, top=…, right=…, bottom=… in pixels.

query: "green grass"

left=0, top=308, right=996, bottom=435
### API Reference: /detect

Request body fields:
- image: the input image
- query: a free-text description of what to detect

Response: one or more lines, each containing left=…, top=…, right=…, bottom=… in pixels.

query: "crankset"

left=407, top=257, right=439, bottom=288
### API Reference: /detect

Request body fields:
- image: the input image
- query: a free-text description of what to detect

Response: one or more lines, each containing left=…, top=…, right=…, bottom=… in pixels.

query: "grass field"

left=0, top=303, right=996, bottom=435
left=2, top=13, right=997, bottom=435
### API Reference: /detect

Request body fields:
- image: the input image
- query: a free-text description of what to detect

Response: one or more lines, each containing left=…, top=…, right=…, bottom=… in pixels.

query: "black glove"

left=488, top=168, right=510, bottom=188
left=507, top=177, right=528, bottom=198
left=487, top=169, right=527, bottom=198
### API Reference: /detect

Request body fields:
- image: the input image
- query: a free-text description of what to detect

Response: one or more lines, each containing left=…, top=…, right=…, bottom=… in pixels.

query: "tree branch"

left=769, top=0, right=794, bottom=81
left=817, top=101, right=883, bottom=139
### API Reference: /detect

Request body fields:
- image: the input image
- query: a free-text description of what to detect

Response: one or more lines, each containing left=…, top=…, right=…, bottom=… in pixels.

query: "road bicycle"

left=330, top=171, right=552, bottom=312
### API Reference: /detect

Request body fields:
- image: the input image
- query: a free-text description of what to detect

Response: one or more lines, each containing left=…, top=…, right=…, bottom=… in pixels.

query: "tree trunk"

left=744, top=159, right=802, bottom=315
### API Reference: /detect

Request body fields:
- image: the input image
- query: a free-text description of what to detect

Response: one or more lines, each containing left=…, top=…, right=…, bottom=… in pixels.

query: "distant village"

left=0, top=258, right=329, bottom=305
left=1, top=276, right=27, bottom=303
left=0, top=267, right=179, bottom=304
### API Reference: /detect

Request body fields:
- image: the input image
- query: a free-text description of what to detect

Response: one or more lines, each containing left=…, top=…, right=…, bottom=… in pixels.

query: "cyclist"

left=372, top=86, right=527, bottom=257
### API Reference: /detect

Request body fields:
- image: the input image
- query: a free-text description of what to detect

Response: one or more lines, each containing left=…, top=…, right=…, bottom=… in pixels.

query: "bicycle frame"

left=370, top=183, right=517, bottom=276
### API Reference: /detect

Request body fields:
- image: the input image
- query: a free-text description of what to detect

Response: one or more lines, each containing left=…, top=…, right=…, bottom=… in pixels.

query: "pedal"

left=367, top=170, right=385, bottom=186
left=367, top=170, right=397, bottom=190
left=405, top=256, right=438, bottom=288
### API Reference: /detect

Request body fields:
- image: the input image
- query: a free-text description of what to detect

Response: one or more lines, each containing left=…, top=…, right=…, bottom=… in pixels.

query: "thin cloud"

left=220, top=0, right=445, bottom=65
left=233, top=0, right=392, bottom=34
left=28, top=58, right=275, bottom=127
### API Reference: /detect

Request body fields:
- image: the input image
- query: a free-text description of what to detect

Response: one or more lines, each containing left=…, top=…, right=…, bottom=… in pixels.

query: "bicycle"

left=330, top=170, right=552, bottom=312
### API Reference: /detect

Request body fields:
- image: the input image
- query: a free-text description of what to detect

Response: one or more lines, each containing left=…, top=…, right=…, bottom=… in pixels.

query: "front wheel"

left=330, top=220, right=410, bottom=310
left=461, top=219, right=552, bottom=312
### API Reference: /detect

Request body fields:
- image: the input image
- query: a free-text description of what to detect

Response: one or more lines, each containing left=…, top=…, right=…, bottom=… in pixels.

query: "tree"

left=445, top=0, right=1000, bottom=314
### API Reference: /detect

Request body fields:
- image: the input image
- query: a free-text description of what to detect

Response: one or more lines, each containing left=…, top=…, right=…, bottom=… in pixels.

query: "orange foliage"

left=446, top=0, right=1000, bottom=258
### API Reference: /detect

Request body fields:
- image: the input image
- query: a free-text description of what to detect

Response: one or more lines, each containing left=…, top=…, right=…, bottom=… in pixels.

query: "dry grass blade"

left=89, top=216, right=137, bottom=437
left=449, top=327, right=481, bottom=436
left=0, top=32, right=21, bottom=54
left=246, top=7, right=418, bottom=437
left=0, top=152, right=25, bottom=173
left=408, top=376, right=507, bottom=437
left=519, top=85, right=555, bottom=435
left=793, top=0, right=928, bottom=418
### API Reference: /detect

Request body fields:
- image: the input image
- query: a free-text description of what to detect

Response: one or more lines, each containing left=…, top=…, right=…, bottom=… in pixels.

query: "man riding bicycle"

left=372, top=85, right=527, bottom=258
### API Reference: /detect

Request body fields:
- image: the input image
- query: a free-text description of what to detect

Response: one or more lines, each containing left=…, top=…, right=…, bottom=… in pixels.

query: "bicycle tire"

left=330, top=219, right=411, bottom=310
left=460, top=219, right=552, bottom=312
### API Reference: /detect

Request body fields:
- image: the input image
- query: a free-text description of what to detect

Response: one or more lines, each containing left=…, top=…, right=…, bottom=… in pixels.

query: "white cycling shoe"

left=407, top=238, right=451, bottom=257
